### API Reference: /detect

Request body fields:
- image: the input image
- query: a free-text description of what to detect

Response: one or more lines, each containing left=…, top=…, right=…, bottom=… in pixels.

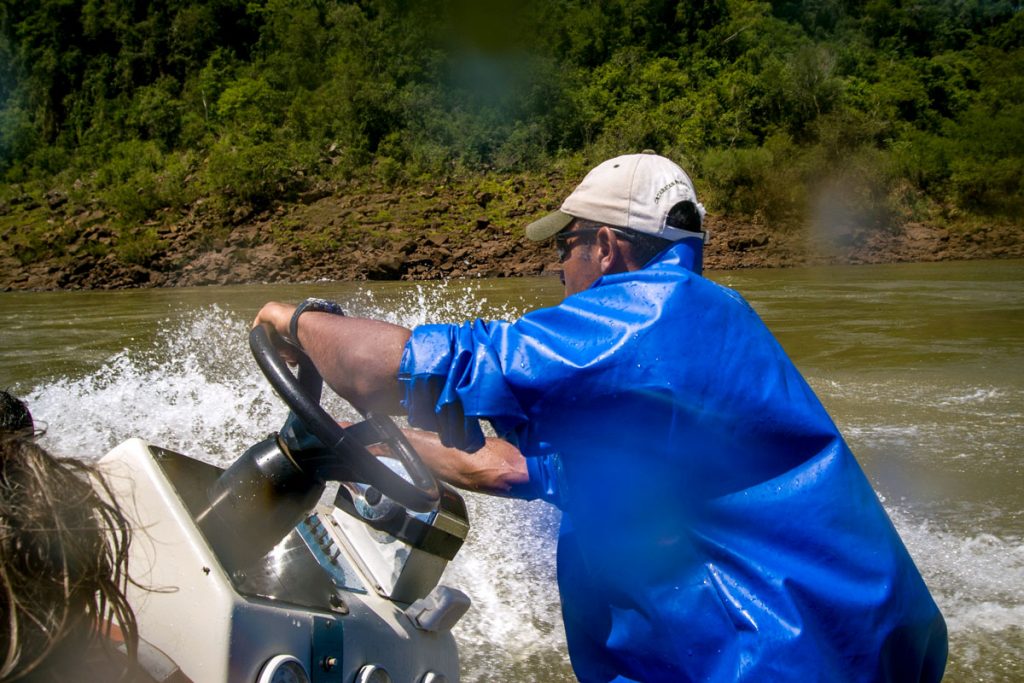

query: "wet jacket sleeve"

left=521, top=453, right=561, bottom=505
left=399, top=318, right=567, bottom=504
left=399, top=320, right=527, bottom=453
left=398, top=266, right=702, bottom=449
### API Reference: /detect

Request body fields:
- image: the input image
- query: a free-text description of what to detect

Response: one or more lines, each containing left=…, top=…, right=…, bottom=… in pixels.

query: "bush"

left=92, top=142, right=195, bottom=223
left=116, top=227, right=166, bottom=267
left=698, top=134, right=806, bottom=223
left=202, top=136, right=318, bottom=207
left=127, top=77, right=185, bottom=149
left=950, top=156, right=1024, bottom=213
left=214, top=76, right=284, bottom=138
left=887, top=131, right=952, bottom=193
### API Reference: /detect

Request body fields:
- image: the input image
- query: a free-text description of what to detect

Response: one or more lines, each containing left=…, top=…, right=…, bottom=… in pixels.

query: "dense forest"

left=0, top=0, right=1021, bottom=283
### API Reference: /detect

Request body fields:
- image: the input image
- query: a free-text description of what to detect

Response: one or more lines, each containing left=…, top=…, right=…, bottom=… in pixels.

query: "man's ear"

left=596, top=226, right=628, bottom=275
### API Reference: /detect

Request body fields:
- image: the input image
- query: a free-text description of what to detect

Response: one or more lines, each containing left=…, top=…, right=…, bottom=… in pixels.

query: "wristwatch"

left=288, top=297, right=347, bottom=351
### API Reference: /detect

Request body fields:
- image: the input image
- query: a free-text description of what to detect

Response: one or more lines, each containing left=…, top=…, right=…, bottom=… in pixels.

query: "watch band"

left=288, top=297, right=346, bottom=351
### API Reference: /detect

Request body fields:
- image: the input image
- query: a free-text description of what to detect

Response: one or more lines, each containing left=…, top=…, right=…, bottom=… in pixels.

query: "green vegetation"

left=0, top=0, right=1021, bottom=262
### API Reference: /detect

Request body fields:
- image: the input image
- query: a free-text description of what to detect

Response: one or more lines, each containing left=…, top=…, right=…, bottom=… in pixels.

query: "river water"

left=1, top=259, right=1021, bottom=682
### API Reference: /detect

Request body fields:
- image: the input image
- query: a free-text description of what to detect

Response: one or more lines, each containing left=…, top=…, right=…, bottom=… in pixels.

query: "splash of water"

left=24, top=290, right=573, bottom=682
left=28, top=306, right=280, bottom=465
left=346, top=280, right=529, bottom=328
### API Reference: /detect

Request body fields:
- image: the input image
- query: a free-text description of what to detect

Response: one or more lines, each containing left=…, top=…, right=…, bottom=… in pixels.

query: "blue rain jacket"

left=399, top=241, right=947, bottom=682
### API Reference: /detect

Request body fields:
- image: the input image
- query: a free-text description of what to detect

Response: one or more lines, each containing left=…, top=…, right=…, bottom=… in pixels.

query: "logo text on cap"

left=654, top=179, right=689, bottom=204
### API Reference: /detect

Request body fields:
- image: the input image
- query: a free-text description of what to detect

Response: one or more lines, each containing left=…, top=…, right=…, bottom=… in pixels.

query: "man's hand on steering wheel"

left=253, top=301, right=300, bottom=360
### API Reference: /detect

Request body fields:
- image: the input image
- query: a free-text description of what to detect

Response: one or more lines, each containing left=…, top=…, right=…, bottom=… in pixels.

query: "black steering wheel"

left=250, top=322, right=440, bottom=513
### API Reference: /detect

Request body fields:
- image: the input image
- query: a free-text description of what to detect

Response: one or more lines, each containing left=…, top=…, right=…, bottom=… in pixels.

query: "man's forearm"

left=254, top=302, right=411, bottom=414
left=401, top=428, right=530, bottom=497
left=255, top=302, right=532, bottom=497
left=299, top=312, right=411, bottom=414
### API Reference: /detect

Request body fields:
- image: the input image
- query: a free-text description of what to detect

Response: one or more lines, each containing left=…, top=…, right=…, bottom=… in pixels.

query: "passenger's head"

left=0, top=390, right=35, bottom=436
left=0, top=435, right=138, bottom=681
left=526, top=152, right=707, bottom=296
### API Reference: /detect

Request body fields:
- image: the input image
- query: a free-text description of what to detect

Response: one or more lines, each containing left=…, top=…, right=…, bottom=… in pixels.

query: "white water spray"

left=25, top=288, right=572, bottom=682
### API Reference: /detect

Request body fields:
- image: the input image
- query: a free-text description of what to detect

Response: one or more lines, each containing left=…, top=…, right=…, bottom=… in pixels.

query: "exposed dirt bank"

left=1, top=175, right=1021, bottom=291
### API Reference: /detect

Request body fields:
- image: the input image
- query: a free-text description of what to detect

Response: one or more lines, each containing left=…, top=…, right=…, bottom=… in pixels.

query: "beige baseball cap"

left=526, top=152, right=707, bottom=242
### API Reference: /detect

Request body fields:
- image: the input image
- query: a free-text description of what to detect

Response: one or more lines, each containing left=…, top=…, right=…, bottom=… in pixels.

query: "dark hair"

left=0, top=436, right=141, bottom=681
left=666, top=200, right=701, bottom=232
left=628, top=200, right=703, bottom=264
left=0, top=390, right=34, bottom=436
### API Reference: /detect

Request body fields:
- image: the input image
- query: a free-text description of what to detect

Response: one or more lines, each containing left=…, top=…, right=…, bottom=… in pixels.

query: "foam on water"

left=819, top=368, right=1024, bottom=679
left=813, top=375, right=1024, bottom=470
left=894, top=516, right=1024, bottom=630
left=937, top=387, right=1007, bottom=406
left=891, top=510, right=1024, bottom=680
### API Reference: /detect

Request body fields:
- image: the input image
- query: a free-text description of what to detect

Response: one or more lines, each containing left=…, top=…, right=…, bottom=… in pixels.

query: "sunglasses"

left=555, top=227, right=636, bottom=263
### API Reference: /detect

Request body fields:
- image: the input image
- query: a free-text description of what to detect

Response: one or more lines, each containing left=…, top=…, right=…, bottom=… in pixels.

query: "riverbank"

left=1, top=173, right=1021, bottom=291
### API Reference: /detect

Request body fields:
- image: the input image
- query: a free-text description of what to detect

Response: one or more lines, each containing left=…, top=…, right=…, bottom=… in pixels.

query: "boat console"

left=99, top=324, right=470, bottom=682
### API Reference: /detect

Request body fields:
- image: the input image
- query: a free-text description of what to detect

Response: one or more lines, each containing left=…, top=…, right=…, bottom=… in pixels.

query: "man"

left=255, top=152, right=947, bottom=682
